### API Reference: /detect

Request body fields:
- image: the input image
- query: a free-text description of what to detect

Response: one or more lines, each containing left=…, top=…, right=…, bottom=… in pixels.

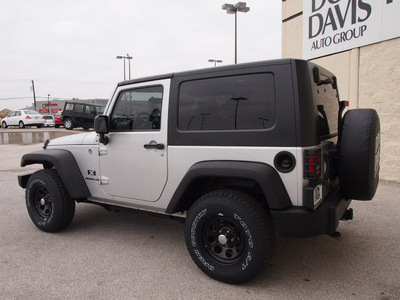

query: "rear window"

left=312, top=73, right=339, bottom=139
left=25, top=110, right=39, bottom=115
left=179, top=73, right=275, bottom=131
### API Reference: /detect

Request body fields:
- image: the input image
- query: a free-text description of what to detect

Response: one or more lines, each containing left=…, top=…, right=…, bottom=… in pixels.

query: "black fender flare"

left=19, top=149, right=91, bottom=199
left=165, top=161, right=292, bottom=214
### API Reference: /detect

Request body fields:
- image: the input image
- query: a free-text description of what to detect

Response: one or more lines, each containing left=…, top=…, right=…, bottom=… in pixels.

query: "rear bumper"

left=24, top=122, right=45, bottom=126
left=271, top=189, right=351, bottom=237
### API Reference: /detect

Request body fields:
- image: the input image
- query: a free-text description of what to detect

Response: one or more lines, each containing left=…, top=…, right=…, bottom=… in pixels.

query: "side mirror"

left=94, top=115, right=109, bottom=145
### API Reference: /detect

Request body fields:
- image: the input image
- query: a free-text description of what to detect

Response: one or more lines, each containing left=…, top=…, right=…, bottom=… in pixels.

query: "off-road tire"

left=338, top=109, right=380, bottom=200
left=184, top=190, right=274, bottom=284
left=26, top=169, right=75, bottom=232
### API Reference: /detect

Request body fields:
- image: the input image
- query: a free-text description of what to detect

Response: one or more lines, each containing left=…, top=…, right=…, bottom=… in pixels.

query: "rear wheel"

left=26, top=169, right=75, bottom=232
left=184, top=190, right=274, bottom=284
left=338, top=109, right=380, bottom=200
left=19, top=121, right=25, bottom=128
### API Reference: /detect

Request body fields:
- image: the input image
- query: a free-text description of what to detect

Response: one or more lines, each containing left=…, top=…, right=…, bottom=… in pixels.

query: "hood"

left=47, top=132, right=98, bottom=147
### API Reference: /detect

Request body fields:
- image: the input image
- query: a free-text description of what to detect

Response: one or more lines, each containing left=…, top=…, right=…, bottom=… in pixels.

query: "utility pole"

left=31, top=80, right=37, bottom=111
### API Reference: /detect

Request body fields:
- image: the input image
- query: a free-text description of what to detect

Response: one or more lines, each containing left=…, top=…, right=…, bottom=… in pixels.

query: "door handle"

left=144, top=143, right=165, bottom=150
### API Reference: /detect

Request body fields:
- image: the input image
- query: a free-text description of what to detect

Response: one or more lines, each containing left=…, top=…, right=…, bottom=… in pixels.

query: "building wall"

left=282, top=0, right=400, bottom=182
left=358, top=39, right=400, bottom=182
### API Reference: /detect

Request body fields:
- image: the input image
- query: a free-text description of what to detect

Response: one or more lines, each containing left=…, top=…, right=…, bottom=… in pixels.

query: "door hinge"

left=99, top=146, right=108, bottom=156
left=100, top=176, right=109, bottom=185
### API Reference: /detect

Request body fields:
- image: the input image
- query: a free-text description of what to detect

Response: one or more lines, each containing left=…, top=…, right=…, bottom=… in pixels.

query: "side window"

left=75, top=104, right=84, bottom=114
left=85, top=105, right=96, bottom=115
left=110, top=85, right=163, bottom=131
left=96, top=106, right=105, bottom=114
left=15, top=111, right=21, bottom=116
left=179, top=73, right=275, bottom=131
left=9, top=112, right=15, bottom=117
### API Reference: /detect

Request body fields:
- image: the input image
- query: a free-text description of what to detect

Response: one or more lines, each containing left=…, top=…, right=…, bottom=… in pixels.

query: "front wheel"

left=26, top=169, right=75, bottom=232
left=184, top=190, right=274, bottom=284
left=64, top=118, right=74, bottom=130
left=1, top=122, right=7, bottom=129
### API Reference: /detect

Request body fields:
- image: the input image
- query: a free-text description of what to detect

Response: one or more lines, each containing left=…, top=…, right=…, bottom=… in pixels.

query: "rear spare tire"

left=338, top=109, right=380, bottom=200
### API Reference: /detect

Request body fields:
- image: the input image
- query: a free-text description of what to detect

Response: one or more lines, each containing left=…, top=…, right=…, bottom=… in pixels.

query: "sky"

left=0, top=0, right=282, bottom=111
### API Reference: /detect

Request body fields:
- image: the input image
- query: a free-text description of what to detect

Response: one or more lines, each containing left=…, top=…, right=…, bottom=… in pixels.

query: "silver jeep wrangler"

left=18, top=59, right=380, bottom=284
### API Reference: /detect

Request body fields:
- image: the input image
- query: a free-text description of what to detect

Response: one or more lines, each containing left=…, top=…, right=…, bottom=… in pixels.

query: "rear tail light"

left=304, top=149, right=321, bottom=179
left=25, top=116, right=31, bottom=119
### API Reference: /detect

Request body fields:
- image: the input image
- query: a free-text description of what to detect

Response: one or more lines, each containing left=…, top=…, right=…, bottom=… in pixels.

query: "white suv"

left=2, top=110, right=45, bottom=128
left=18, top=59, right=380, bottom=284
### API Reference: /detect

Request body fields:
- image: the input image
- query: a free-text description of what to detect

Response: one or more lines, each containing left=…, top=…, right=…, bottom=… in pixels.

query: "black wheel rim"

left=201, top=215, right=245, bottom=264
left=32, top=185, right=52, bottom=219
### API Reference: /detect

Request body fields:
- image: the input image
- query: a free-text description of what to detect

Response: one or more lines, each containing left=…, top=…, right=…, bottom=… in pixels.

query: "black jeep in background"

left=61, top=102, right=105, bottom=130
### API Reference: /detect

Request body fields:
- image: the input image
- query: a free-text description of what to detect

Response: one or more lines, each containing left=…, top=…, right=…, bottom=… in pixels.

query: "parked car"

left=54, top=111, right=63, bottom=128
left=43, top=115, right=55, bottom=127
left=1, top=110, right=45, bottom=128
left=62, top=102, right=105, bottom=130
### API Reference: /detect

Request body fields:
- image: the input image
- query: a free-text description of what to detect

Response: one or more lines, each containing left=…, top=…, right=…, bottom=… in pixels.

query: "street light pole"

left=208, top=59, right=223, bottom=67
left=126, top=54, right=133, bottom=80
left=222, top=2, right=250, bottom=64
left=31, top=80, right=37, bottom=111
left=116, top=54, right=133, bottom=80
left=47, top=94, right=50, bottom=114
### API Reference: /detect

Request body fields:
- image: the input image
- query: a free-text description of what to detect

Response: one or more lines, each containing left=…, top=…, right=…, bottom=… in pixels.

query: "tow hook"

left=329, top=209, right=354, bottom=238
left=341, top=208, right=354, bottom=221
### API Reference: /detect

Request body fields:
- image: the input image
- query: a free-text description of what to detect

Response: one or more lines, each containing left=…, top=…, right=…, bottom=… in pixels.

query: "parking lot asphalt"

left=1, top=143, right=400, bottom=299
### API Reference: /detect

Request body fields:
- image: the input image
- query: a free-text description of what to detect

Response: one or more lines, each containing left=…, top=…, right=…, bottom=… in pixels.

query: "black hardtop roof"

left=117, top=58, right=299, bottom=86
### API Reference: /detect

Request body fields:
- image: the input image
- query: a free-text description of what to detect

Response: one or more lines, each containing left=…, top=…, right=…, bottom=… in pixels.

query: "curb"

left=0, top=129, right=81, bottom=144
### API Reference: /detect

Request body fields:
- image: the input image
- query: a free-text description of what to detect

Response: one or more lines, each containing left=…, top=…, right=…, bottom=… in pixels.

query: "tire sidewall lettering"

left=190, top=208, right=207, bottom=247
left=194, top=249, right=215, bottom=271
left=190, top=208, right=256, bottom=273
left=234, top=213, right=254, bottom=249
left=190, top=209, right=216, bottom=271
